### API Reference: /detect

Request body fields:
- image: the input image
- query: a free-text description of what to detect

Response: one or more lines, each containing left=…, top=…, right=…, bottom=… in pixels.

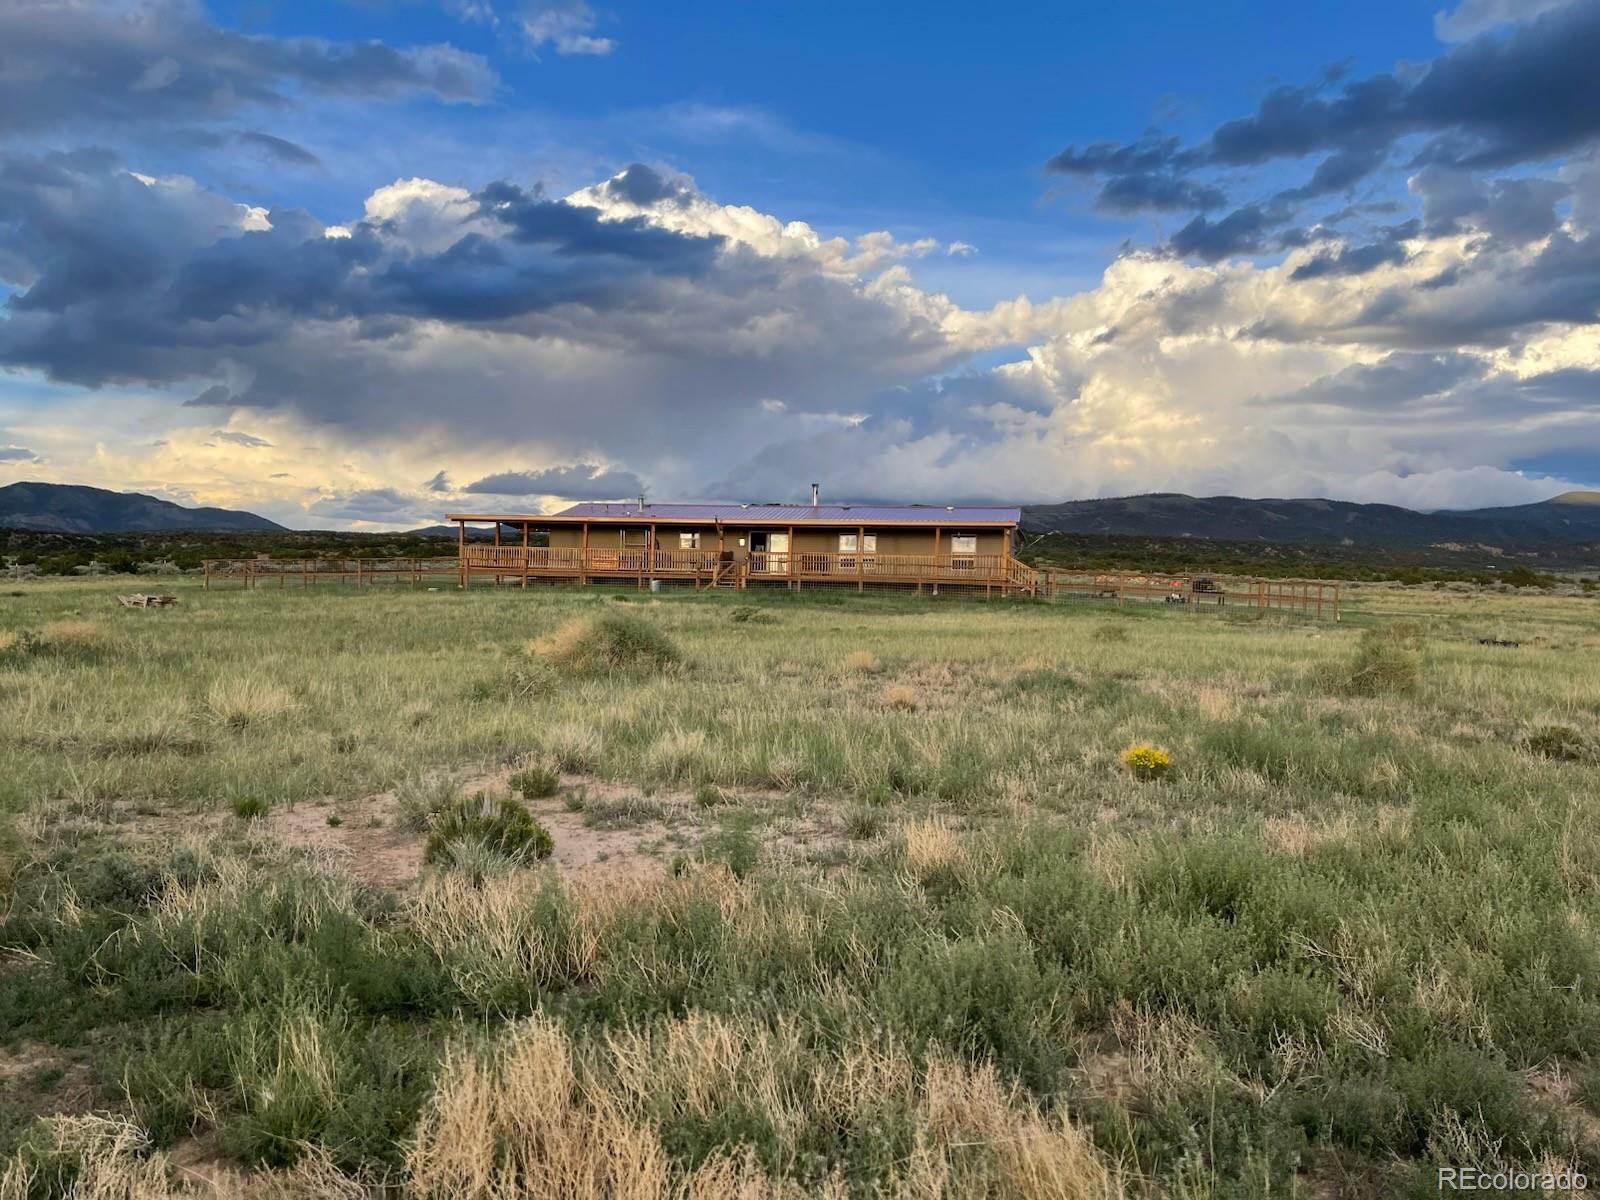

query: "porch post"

left=579, top=521, right=589, bottom=585
left=457, top=520, right=466, bottom=590
left=521, top=521, right=529, bottom=588
left=933, top=527, right=941, bottom=596
left=857, top=524, right=865, bottom=592
left=787, top=524, right=795, bottom=589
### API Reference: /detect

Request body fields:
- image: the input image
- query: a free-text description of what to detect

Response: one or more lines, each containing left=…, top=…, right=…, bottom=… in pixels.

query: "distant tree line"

left=1, top=529, right=468, bottom=575
left=1018, top=531, right=1595, bottom=589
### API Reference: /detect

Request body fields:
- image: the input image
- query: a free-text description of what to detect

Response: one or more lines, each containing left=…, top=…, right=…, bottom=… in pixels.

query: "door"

left=751, top=532, right=789, bottom=573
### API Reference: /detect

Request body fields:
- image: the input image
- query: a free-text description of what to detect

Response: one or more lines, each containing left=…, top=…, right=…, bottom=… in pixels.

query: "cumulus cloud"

left=1047, top=2, right=1600, bottom=266
left=518, top=0, right=614, bottom=55
left=1, top=0, right=1596, bottom=528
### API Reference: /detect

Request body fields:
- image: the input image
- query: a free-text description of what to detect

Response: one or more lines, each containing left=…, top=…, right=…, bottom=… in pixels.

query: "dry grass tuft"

left=902, top=816, right=962, bottom=884
left=547, top=721, right=603, bottom=772
left=205, top=677, right=298, bottom=729
left=407, top=1016, right=671, bottom=1199
left=37, top=619, right=107, bottom=648
left=0, top=630, right=20, bottom=656
left=880, top=683, right=920, bottom=712
left=0, top=1114, right=170, bottom=1200
left=650, top=728, right=710, bottom=780
left=407, top=1013, right=1118, bottom=1200
left=842, top=649, right=880, bottom=674
left=530, top=613, right=681, bottom=674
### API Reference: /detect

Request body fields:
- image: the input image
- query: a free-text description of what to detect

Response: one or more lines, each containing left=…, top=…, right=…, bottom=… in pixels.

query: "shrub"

left=472, top=660, right=558, bottom=701
left=531, top=613, right=681, bottom=673
left=729, top=605, right=775, bottom=624
left=509, top=764, right=560, bottom=798
left=1119, top=743, right=1173, bottom=781
left=206, top=677, right=298, bottom=728
left=232, top=795, right=269, bottom=820
left=693, top=783, right=726, bottom=809
left=424, top=792, right=553, bottom=866
left=703, top=813, right=761, bottom=878
left=843, top=806, right=886, bottom=840
left=1524, top=724, right=1590, bottom=762
left=1339, top=622, right=1423, bottom=695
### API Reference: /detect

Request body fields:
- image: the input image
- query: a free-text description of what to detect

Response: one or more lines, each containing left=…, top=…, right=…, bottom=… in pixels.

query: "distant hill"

left=1021, top=491, right=1600, bottom=554
left=0, top=481, right=284, bottom=533
left=403, top=524, right=496, bottom=540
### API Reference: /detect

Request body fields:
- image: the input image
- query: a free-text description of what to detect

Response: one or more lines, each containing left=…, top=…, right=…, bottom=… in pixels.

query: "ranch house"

left=448, top=491, right=1031, bottom=593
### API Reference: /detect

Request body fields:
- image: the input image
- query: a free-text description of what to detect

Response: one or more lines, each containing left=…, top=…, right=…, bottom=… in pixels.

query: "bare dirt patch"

left=265, top=793, right=425, bottom=888
left=0, top=1040, right=98, bottom=1120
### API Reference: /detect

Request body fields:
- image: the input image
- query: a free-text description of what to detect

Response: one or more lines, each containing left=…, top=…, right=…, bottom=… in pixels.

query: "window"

left=678, top=532, right=701, bottom=549
left=838, top=533, right=876, bottom=568
left=950, top=534, right=977, bottom=555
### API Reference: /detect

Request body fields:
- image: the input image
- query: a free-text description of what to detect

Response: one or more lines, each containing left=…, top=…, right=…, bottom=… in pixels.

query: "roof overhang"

left=445, top=513, right=1019, bottom=528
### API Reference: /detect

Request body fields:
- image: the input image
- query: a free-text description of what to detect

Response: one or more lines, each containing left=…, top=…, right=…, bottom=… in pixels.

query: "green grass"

left=1, top=577, right=1599, bottom=1196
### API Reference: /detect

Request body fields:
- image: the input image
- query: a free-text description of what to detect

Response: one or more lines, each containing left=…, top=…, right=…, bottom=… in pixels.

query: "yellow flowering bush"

left=1119, top=743, right=1173, bottom=781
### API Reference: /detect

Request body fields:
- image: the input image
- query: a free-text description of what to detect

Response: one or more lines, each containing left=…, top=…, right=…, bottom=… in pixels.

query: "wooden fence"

left=202, top=558, right=459, bottom=589
left=1033, top=569, right=1340, bottom=619
left=200, top=556, right=1339, bottom=619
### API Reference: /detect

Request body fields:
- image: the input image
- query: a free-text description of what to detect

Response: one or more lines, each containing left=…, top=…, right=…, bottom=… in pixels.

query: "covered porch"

left=448, top=512, right=1034, bottom=594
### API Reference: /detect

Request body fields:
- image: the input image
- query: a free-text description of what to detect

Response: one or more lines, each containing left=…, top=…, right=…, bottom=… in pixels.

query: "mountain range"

left=4, top=481, right=1600, bottom=563
left=1018, top=491, right=1600, bottom=554
left=0, top=482, right=285, bottom=533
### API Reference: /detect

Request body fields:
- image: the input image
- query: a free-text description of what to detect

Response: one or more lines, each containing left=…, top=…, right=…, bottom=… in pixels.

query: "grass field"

left=2, top=578, right=1599, bottom=1197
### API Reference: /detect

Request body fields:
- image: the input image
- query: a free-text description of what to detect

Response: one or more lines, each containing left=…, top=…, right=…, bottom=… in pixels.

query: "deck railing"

left=464, top=544, right=1018, bottom=583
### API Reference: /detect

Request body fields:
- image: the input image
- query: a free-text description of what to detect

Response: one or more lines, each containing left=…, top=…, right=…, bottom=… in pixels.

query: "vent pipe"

left=811, top=483, right=819, bottom=508
left=637, top=495, right=645, bottom=514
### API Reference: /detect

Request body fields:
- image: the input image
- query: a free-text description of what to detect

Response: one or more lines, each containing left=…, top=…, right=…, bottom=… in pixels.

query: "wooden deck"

left=459, top=545, right=1029, bottom=592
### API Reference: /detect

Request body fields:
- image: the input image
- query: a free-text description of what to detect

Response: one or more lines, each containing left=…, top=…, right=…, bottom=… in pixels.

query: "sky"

left=0, top=0, right=1597, bottom=529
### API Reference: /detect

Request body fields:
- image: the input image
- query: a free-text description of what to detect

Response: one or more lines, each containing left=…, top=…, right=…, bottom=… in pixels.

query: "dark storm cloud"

left=1411, top=167, right=1570, bottom=241
left=474, top=181, right=722, bottom=264
left=599, top=163, right=691, bottom=208
left=1289, top=221, right=1418, bottom=280
left=462, top=464, right=645, bottom=498
left=1095, top=173, right=1226, bottom=215
left=0, top=152, right=725, bottom=385
left=0, top=0, right=496, bottom=141
left=1168, top=205, right=1282, bottom=261
left=1203, top=2, right=1600, bottom=172
left=1045, top=2, right=1600, bottom=262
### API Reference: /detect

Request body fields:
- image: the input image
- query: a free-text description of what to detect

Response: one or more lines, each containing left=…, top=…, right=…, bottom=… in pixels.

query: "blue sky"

left=0, top=0, right=1596, bottom=526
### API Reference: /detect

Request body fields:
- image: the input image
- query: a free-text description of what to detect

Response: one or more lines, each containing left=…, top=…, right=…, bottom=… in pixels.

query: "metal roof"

left=551, top=501, right=1021, bottom=525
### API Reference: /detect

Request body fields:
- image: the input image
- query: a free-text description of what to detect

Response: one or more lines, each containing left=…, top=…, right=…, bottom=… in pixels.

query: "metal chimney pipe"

left=637, top=495, right=645, bottom=514
left=811, top=483, right=819, bottom=508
